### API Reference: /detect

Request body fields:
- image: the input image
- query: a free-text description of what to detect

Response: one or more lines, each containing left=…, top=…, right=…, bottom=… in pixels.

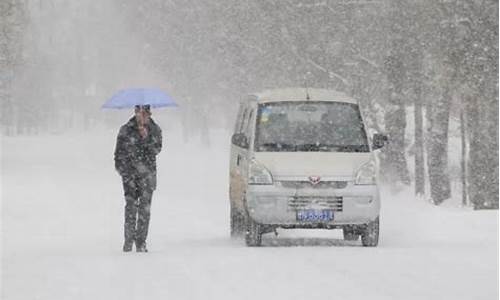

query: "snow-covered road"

left=1, top=129, right=498, bottom=300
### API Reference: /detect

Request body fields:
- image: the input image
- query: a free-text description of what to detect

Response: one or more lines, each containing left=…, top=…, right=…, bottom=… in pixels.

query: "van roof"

left=249, top=88, right=357, bottom=104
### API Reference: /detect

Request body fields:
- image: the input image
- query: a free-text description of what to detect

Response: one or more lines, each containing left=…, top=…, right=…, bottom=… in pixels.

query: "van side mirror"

left=372, top=133, right=388, bottom=150
left=232, top=133, right=249, bottom=149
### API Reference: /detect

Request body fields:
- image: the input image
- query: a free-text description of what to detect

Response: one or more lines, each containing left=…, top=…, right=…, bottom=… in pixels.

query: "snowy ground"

left=1, top=127, right=498, bottom=300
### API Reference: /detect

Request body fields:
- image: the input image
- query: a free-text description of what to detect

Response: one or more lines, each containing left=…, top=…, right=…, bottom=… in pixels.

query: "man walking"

left=114, top=105, right=162, bottom=252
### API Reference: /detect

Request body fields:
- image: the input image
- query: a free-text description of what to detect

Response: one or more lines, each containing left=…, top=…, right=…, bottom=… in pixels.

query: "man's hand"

left=138, top=125, right=148, bottom=138
left=137, top=110, right=150, bottom=138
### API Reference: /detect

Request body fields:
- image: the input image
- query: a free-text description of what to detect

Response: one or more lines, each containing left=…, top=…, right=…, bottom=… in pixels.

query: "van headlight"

left=249, top=160, right=273, bottom=185
left=355, top=161, right=376, bottom=185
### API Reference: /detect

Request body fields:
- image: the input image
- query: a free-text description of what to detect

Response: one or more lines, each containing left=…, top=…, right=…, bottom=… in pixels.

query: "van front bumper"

left=245, top=183, right=380, bottom=226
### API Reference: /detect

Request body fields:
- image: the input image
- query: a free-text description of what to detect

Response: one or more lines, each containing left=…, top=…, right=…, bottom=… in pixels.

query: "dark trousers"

left=122, top=176, right=153, bottom=246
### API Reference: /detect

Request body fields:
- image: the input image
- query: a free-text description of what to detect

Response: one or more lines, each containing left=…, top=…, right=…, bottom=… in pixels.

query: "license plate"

left=296, top=210, right=334, bottom=222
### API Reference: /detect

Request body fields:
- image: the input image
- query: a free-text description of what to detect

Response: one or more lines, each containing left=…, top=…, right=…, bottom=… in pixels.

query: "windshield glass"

left=254, top=101, right=369, bottom=152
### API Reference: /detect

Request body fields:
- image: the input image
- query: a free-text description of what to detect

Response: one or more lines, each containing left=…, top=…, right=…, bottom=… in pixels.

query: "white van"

left=229, top=88, right=387, bottom=247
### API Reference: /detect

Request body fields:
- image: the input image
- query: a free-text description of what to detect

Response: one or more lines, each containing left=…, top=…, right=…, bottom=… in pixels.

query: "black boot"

left=136, top=242, right=148, bottom=252
left=123, top=241, right=133, bottom=252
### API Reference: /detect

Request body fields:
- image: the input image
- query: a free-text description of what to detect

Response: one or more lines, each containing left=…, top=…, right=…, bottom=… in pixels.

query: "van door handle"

left=237, top=154, right=242, bottom=166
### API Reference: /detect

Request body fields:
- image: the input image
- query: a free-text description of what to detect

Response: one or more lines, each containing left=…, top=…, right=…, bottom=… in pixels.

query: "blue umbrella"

left=102, top=88, right=177, bottom=109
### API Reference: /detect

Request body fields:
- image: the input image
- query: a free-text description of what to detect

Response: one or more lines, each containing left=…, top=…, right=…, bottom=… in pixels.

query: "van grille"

left=288, top=196, right=343, bottom=211
left=280, top=181, right=348, bottom=189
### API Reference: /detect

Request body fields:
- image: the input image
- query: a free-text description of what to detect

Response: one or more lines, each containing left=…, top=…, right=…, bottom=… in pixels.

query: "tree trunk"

left=414, top=85, right=425, bottom=196
left=467, top=88, right=499, bottom=209
left=381, top=53, right=411, bottom=186
left=426, top=88, right=451, bottom=205
left=460, top=104, right=467, bottom=206
left=383, top=95, right=411, bottom=185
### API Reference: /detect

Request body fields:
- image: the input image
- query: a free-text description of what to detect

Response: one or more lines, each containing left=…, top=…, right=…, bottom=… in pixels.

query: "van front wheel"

left=230, top=206, right=245, bottom=238
left=361, top=217, right=379, bottom=247
left=343, top=227, right=359, bottom=241
left=245, top=213, right=262, bottom=247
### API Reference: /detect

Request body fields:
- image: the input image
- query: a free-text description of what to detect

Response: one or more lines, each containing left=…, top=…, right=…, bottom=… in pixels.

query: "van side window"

left=244, top=109, right=254, bottom=137
left=233, top=105, right=245, bottom=134
left=238, top=107, right=249, bottom=133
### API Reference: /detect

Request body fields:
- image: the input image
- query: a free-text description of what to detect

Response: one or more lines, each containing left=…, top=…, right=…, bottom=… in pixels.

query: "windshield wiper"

left=295, top=144, right=321, bottom=151
left=325, top=145, right=369, bottom=152
left=259, top=143, right=369, bottom=152
left=295, top=144, right=369, bottom=152
left=258, top=142, right=296, bottom=151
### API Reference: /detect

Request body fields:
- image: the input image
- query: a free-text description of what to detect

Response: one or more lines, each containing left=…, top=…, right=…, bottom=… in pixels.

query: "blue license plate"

left=296, top=210, right=334, bottom=222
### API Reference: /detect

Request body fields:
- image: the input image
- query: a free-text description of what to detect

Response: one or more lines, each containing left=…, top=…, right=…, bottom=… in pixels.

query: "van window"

left=238, top=107, right=249, bottom=133
left=254, top=101, right=369, bottom=152
left=244, top=109, right=254, bottom=137
left=233, top=105, right=244, bottom=134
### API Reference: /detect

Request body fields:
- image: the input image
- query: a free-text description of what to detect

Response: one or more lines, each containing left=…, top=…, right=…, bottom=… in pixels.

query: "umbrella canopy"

left=102, top=88, right=177, bottom=109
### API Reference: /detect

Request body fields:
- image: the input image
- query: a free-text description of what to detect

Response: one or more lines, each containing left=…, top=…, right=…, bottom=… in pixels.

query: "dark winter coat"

left=114, top=117, right=162, bottom=190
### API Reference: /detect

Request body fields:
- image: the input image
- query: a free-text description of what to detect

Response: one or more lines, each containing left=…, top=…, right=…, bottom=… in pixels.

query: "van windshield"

left=254, top=101, right=369, bottom=152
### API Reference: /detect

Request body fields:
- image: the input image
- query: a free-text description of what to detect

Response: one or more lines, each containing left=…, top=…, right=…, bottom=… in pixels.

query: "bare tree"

left=460, top=0, right=498, bottom=209
left=0, top=0, right=26, bottom=135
